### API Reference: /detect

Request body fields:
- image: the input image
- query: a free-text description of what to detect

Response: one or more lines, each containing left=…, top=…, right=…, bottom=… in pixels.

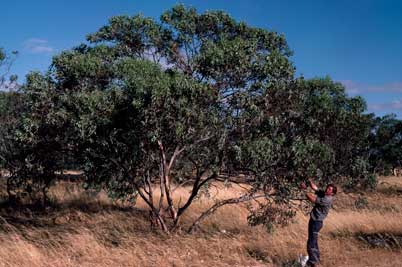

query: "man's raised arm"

left=309, top=179, right=319, bottom=192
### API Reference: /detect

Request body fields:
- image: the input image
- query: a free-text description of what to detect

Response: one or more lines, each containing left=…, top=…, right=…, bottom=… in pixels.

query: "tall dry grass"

left=0, top=176, right=402, bottom=267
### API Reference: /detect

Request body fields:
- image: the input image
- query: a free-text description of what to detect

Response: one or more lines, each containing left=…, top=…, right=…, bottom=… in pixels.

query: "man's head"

left=325, top=184, right=337, bottom=196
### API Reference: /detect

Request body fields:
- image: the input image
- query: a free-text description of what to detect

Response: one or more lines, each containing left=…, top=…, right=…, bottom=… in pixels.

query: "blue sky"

left=2, top=0, right=402, bottom=117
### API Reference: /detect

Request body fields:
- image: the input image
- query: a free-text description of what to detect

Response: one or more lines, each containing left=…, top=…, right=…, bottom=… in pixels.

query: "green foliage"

left=0, top=71, right=70, bottom=204
left=292, top=138, right=335, bottom=179
left=67, top=58, right=222, bottom=201
left=369, top=114, right=402, bottom=174
left=293, top=78, right=376, bottom=188
left=247, top=203, right=296, bottom=233
left=228, top=76, right=379, bottom=227
left=87, top=3, right=294, bottom=102
left=0, top=47, right=20, bottom=171
left=0, top=91, right=22, bottom=168
left=281, top=260, right=301, bottom=267
left=245, top=246, right=272, bottom=263
left=354, top=195, right=369, bottom=210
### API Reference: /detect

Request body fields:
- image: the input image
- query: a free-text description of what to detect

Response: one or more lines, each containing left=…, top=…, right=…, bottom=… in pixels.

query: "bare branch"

left=188, top=193, right=269, bottom=233
left=177, top=171, right=217, bottom=217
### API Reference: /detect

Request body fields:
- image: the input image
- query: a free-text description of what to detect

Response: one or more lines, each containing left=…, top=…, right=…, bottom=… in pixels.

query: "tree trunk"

left=152, top=210, right=170, bottom=233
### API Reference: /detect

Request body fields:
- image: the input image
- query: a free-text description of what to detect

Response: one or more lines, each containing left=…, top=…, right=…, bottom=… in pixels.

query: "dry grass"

left=0, top=176, right=402, bottom=267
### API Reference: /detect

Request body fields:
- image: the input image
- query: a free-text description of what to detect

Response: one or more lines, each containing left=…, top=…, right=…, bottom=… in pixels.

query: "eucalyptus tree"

left=23, top=4, right=295, bottom=232
left=369, top=114, right=402, bottom=175
left=79, top=4, right=298, bottom=232
left=53, top=53, right=222, bottom=231
left=0, top=71, right=72, bottom=204
left=0, top=48, right=19, bottom=173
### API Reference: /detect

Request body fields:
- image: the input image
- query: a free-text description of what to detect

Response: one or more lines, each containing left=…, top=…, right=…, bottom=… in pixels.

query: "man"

left=300, top=179, right=337, bottom=267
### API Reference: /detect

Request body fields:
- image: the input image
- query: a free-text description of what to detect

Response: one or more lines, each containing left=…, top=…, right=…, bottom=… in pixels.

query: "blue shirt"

left=310, top=190, right=333, bottom=221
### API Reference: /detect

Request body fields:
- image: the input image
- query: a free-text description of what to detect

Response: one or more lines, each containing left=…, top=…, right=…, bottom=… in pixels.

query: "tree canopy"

left=369, top=114, right=402, bottom=174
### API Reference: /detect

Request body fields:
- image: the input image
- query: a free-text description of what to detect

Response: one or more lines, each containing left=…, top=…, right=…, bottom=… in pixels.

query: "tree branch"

left=188, top=193, right=269, bottom=233
left=177, top=171, right=217, bottom=218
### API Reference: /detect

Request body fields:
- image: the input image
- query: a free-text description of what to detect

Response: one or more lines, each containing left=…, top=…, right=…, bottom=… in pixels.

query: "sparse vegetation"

left=354, top=195, right=369, bottom=210
left=0, top=176, right=401, bottom=266
left=0, top=4, right=401, bottom=267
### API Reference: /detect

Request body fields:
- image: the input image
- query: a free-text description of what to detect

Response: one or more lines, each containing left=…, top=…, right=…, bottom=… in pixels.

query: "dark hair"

left=327, top=183, right=337, bottom=195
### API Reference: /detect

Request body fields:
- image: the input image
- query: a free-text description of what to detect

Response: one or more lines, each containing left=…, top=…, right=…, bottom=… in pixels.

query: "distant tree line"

left=0, top=5, right=401, bottom=233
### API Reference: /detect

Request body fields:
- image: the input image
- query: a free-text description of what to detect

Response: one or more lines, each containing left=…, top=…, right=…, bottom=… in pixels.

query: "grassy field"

left=0, top=176, right=401, bottom=267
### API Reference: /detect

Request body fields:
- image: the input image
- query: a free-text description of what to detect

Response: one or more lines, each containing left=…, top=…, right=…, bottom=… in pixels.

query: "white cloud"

left=24, top=38, right=54, bottom=54
left=340, top=80, right=402, bottom=95
left=368, top=99, right=402, bottom=112
left=390, top=99, right=402, bottom=110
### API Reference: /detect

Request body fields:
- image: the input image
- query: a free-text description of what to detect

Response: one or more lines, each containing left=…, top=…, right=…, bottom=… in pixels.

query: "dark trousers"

left=307, top=218, right=323, bottom=265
